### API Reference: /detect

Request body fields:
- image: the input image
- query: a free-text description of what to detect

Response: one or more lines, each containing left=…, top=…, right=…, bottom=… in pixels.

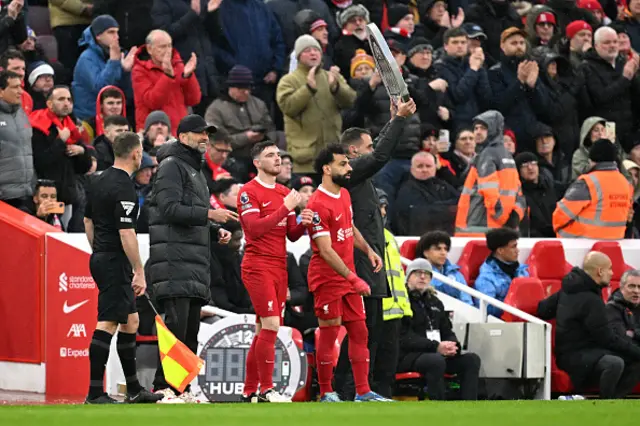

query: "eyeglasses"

left=212, top=146, right=232, bottom=154
left=521, top=161, right=538, bottom=167
left=412, top=270, right=432, bottom=277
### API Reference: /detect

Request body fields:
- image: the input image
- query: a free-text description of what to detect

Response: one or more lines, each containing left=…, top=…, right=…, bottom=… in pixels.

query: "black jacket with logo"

left=606, top=289, right=640, bottom=347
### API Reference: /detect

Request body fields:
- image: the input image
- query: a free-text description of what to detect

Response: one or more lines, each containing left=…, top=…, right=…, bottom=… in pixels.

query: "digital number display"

left=204, top=348, right=283, bottom=382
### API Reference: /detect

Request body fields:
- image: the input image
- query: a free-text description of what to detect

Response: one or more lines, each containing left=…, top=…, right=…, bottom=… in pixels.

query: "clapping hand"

left=183, top=53, right=197, bottom=78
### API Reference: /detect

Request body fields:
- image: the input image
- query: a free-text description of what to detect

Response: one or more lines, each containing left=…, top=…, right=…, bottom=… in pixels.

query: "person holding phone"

left=20, top=179, right=66, bottom=230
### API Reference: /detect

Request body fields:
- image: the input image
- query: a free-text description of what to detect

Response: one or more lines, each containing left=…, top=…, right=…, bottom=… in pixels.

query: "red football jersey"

left=306, top=185, right=355, bottom=292
left=237, top=177, right=300, bottom=263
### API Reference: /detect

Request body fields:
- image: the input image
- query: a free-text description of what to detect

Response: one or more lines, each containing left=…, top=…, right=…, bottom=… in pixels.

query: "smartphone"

left=49, top=202, right=65, bottom=215
left=437, top=130, right=450, bottom=153
left=605, top=121, right=616, bottom=142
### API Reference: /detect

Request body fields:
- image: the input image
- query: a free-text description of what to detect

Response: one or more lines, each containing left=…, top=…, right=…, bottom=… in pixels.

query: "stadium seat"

left=526, top=240, right=572, bottom=296
left=457, top=240, right=490, bottom=286
left=591, top=241, right=632, bottom=300
left=399, top=239, right=419, bottom=262
left=37, top=35, right=58, bottom=62
left=549, top=320, right=574, bottom=394
left=28, top=6, right=52, bottom=36
left=502, top=277, right=545, bottom=322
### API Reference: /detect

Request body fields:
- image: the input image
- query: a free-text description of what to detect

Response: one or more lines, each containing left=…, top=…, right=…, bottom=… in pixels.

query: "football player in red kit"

left=237, top=141, right=313, bottom=403
left=306, top=144, right=393, bottom=402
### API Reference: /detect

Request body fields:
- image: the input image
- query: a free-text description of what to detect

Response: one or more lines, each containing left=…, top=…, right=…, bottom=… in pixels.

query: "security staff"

left=553, top=139, right=632, bottom=239
left=83, top=132, right=162, bottom=404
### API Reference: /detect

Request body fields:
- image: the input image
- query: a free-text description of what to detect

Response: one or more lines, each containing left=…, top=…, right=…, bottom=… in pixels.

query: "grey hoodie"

left=0, top=100, right=34, bottom=201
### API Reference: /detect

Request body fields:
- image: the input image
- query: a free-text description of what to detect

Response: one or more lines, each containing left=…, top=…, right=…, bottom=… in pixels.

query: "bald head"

left=583, top=251, right=613, bottom=286
left=146, top=30, right=173, bottom=65
left=411, top=151, right=436, bottom=181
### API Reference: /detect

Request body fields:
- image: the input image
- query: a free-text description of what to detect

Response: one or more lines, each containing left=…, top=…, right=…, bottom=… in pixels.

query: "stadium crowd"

left=2, top=0, right=640, bottom=401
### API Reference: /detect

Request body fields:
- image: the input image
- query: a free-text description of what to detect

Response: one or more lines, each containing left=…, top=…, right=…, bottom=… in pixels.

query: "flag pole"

left=144, top=293, right=161, bottom=317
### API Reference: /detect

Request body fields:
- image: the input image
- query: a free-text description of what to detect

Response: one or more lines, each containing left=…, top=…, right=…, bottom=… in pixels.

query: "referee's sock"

left=88, top=329, right=113, bottom=399
left=117, top=331, right=143, bottom=395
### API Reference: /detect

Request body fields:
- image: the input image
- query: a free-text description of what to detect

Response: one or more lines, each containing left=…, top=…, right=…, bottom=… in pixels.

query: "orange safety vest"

left=554, top=170, right=631, bottom=239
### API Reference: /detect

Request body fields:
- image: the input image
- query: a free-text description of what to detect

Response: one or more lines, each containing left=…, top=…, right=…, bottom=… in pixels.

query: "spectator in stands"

left=455, top=110, right=526, bottom=236
left=436, top=27, right=491, bottom=133
left=0, top=49, right=32, bottom=115
left=623, top=159, right=640, bottom=200
left=489, top=27, right=552, bottom=153
left=49, top=0, right=92, bottom=71
left=461, top=23, right=496, bottom=67
left=537, top=252, right=640, bottom=399
left=204, top=65, right=276, bottom=182
left=30, top=86, right=92, bottom=229
left=578, top=0, right=612, bottom=25
left=276, top=151, right=293, bottom=187
left=546, top=0, right=599, bottom=36
left=151, top=0, right=222, bottom=114
left=17, top=26, right=45, bottom=71
left=525, top=7, right=557, bottom=47
left=418, top=0, right=465, bottom=51
left=287, top=10, right=333, bottom=74
left=284, top=250, right=316, bottom=336
left=532, top=123, right=571, bottom=196
left=94, top=115, right=129, bottom=170
left=612, top=23, right=635, bottom=59
left=515, top=152, right=556, bottom=238
left=291, top=175, right=315, bottom=221
left=465, top=0, right=523, bottom=62
left=445, top=127, right=475, bottom=179
left=202, top=128, right=232, bottom=192
left=132, top=29, right=201, bottom=136
left=561, top=20, right=593, bottom=69
left=622, top=0, right=640, bottom=53
left=277, top=35, right=355, bottom=175
left=0, top=70, right=33, bottom=208
left=141, top=110, right=172, bottom=152
left=0, top=1, right=28, bottom=60
left=20, top=178, right=64, bottom=229
left=607, top=270, right=640, bottom=348
left=72, top=15, right=137, bottom=121
left=133, top=152, right=155, bottom=211
left=93, top=0, right=154, bottom=50
left=333, top=4, right=371, bottom=80
left=398, top=258, right=481, bottom=401
left=26, top=61, right=54, bottom=111
left=553, top=139, right=632, bottom=239
left=474, top=227, right=528, bottom=317
left=416, top=230, right=473, bottom=304
left=384, top=4, right=417, bottom=47
left=392, top=152, right=459, bottom=236
left=210, top=178, right=239, bottom=211
left=80, top=85, right=126, bottom=142
left=503, top=128, right=516, bottom=154
left=420, top=125, right=459, bottom=187
left=629, top=136, right=640, bottom=165
left=573, top=116, right=608, bottom=178
left=580, top=26, right=640, bottom=152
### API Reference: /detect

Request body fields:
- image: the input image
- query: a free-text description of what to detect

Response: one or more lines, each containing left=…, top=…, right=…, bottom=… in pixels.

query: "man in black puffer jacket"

left=537, top=252, right=640, bottom=399
left=147, top=115, right=238, bottom=400
left=606, top=270, right=640, bottom=350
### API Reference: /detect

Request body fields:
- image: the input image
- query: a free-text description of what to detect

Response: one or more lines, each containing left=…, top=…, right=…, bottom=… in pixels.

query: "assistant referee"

left=83, top=132, right=163, bottom=404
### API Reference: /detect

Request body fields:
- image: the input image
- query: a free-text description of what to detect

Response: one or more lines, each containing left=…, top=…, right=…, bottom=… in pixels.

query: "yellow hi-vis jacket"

left=382, top=229, right=413, bottom=321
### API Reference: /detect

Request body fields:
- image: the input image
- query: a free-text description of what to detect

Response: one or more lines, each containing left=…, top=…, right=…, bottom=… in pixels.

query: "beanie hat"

left=144, top=110, right=171, bottom=133
left=27, top=26, right=36, bottom=39
left=486, top=228, right=520, bottom=252
left=408, top=37, right=433, bottom=57
left=577, top=0, right=604, bottom=13
left=515, top=151, right=538, bottom=169
left=91, top=15, right=119, bottom=38
left=27, top=61, right=55, bottom=87
left=589, top=138, right=617, bottom=163
left=388, top=4, right=411, bottom=27
left=536, top=11, right=556, bottom=25
left=566, top=20, right=592, bottom=39
left=226, top=65, right=254, bottom=88
left=309, top=19, right=328, bottom=33
left=387, top=38, right=408, bottom=54
left=350, top=49, right=375, bottom=77
left=294, top=34, right=322, bottom=59
left=292, top=175, right=316, bottom=191
left=405, top=258, right=433, bottom=283
left=337, top=4, right=370, bottom=28
left=504, top=128, right=517, bottom=147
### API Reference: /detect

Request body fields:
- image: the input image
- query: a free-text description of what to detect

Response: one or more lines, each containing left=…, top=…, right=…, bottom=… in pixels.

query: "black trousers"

left=590, top=355, right=640, bottom=399
left=398, top=352, right=481, bottom=400
left=335, top=297, right=383, bottom=400
left=153, top=298, right=201, bottom=393
left=372, top=318, right=401, bottom=398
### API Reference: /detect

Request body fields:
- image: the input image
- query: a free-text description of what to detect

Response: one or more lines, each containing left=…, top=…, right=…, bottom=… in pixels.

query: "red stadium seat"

left=457, top=240, right=490, bottom=286
left=526, top=240, right=572, bottom=297
left=549, top=320, right=574, bottom=394
left=591, top=242, right=632, bottom=281
left=400, top=239, right=419, bottom=261
left=502, top=277, right=545, bottom=322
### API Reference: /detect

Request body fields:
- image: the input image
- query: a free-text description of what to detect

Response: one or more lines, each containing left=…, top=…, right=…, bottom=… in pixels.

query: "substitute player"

left=237, top=141, right=313, bottom=403
left=306, top=144, right=392, bottom=402
left=83, top=132, right=162, bottom=404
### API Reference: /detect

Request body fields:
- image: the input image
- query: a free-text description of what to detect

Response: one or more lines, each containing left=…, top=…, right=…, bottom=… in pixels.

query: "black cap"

left=292, top=175, right=316, bottom=191
left=589, top=139, right=617, bottom=163
left=177, top=114, right=217, bottom=137
left=515, top=152, right=538, bottom=170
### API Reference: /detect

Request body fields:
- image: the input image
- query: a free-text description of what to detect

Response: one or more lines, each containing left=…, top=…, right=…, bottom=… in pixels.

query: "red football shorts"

left=242, top=264, right=287, bottom=323
left=314, top=286, right=366, bottom=322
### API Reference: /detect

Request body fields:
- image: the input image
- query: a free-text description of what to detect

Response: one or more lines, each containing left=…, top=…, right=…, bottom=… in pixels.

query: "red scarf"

left=29, top=109, right=82, bottom=145
left=205, top=151, right=230, bottom=180
left=210, top=194, right=224, bottom=210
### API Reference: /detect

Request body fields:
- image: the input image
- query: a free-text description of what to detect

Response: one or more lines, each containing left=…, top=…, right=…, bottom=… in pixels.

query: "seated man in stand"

left=20, top=178, right=65, bottom=230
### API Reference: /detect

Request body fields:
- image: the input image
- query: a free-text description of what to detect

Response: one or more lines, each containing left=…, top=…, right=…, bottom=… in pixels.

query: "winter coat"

left=344, top=117, right=408, bottom=299
left=131, top=47, right=201, bottom=135
left=606, top=289, right=640, bottom=347
left=434, top=54, right=492, bottom=132
left=536, top=267, right=640, bottom=389
left=429, top=258, right=474, bottom=305
left=622, top=16, right=640, bottom=54
left=93, top=0, right=154, bottom=50
left=151, top=0, right=222, bottom=99
left=334, top=34, right=371, bottom=81
left=0, top=100, right=33, bottom=201
left=465, top=0, right=523, bottom=61
left=204, top=92, right=277, bottom=161
left=284, top=251, right=318, bottom=332
left=210, top=243, right=253, bottom=314
left=489, top=55, right=552, bottom=153
left=399, top=288, right=459, bottom=366
left=519, top=171, right=556, bottom=238
left=571, top=116, right=629, bottom=181
left=545, top=0, right=599, bottom=38
left=72, top=27, right=130, bottom=120
left=419, top=15, right=446, bottom=50
left=392, top=175, right=460, bottom=236
left=474, top=256, right=529, bottom=317
left=216, top=0, right=286, bottom=80
left=579, top=49, right=640, bottom=151
left=48, top=0, right=91, bottom=28
left=80, top=85, right=127, bottom=142
left=536, top=149, right=571, bottom=197
left=93, top=134, right=114, bottom=171
left=0, top=8, right=27, bottom=54
left=276, top=62, right=356, bottom=173
left=147, top=142, right=218, bottom=305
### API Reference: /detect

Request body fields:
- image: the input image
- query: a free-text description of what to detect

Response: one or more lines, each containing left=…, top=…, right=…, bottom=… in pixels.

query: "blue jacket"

left=217, top=0, right=286, bottom=79
left=474, top=256, right=529, bottom=317
left=431, top=259, right=474, bottom=306
left=72, top=27, right=130, bottom=120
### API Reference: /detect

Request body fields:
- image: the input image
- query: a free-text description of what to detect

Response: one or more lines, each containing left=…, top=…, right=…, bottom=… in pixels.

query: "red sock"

left=316, top=325, right=341, bottom=396
left=243, top=333, right=259, bottom=395
left=345, top=321, right=371, bottom=396
left=255, top=328, right=278, bottom=391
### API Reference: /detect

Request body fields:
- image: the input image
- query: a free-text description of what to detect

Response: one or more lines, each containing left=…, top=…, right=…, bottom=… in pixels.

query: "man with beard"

left=236, top=141, right=314, bottom=403
left=334, top=4, right=372, bottom=80
left=26, top=61, right=54, bottom=111
left=489, top=27, right=552, bottom=153
left=305, top=144, right=390, bottom=402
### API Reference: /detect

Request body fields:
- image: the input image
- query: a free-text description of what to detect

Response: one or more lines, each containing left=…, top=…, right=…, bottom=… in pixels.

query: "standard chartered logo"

left=59, top=273, right=68, bottom=292
left=58, top=273, right=95, bottom=291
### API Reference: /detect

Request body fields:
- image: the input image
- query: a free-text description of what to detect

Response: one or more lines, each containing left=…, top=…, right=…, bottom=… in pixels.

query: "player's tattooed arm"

left=315, top=235, right=353, bottom=278
left=84, top=218, right=94, bottom=249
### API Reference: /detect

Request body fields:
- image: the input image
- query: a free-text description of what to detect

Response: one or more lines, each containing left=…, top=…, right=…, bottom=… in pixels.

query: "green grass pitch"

left=1, top=400, right=640, bottom=426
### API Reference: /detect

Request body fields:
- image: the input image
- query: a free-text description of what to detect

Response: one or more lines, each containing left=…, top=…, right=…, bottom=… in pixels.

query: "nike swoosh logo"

left=262, top=202, right=271, bottom=207
left=63, top=299, right=89, bottom=314
left=335, top=214, right=342, bottom=221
